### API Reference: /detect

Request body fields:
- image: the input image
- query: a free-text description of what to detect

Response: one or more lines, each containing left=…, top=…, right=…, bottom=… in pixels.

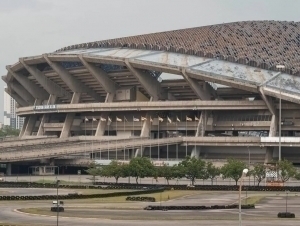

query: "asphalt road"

left=0, top=190, right=299, bottom=226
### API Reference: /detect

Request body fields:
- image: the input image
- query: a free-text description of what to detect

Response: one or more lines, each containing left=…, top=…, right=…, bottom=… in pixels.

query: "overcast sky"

left=1, top=0, right=300, bottom=121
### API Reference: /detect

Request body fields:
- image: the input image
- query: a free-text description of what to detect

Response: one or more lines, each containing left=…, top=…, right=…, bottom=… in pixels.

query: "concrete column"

left=265, top=114, right=278, bottom=163
left=23, top=115, right=38, bottom=136
left=22, top=99, right=42, bottom=136
left=60, top=93, right=81, bottom=138
left=95, top=93, right=114, bottom=136
left=191, top=111, right=208, bottom=159
left=19, top=116, right=29, bottom=137
left=37, top=95, right=57, bottom=136
left=6, top=163, right=12, bottom=176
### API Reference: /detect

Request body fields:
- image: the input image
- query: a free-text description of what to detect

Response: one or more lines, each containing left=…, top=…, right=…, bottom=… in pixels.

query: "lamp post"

left=276, top=64, right=285, bottom=161
left=247, top=146, right=250, bottom=186
left=285, top=190, right=289, bottom=214
left=56, top=179, right=60, bottom=226
left=239, top=168, right=248, bottom=226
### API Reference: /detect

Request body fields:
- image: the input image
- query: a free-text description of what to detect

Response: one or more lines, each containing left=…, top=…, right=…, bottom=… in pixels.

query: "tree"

left=251, top=163, right=266, bottom=186
left=278, top=159, right=297, bottom=183
left=0, top=126, right=20, bottom=137
left=179, top=157, right=206, bottom=185
left=102, top=160, right=128, bottom=183
left=85, top=162, right=101, bottom=184
left=128, top=157, right=154, bottom=184
left=221, top=159, right=247, bottom=185
left=206, top=162, right=220, bottom=185
left=158, top=163, right=175, bottom=185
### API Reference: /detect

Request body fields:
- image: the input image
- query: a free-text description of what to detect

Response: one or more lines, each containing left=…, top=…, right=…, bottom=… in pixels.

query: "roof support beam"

left=125, top=59, right=172, bottom=100
left=44, top=55, right=103, bottom=102
left=19, top=58, right=72, bottom=100
left=182, top=68, right=211, bottom=100
left=79, top=55, right=118, bottom=94
left=258, top=87, right=276, bottom=115
left=9, top=82, right=35, bottom=105
left=5, top=69, right=49, bottom=101
left=5, top=87, right=28, bottom=107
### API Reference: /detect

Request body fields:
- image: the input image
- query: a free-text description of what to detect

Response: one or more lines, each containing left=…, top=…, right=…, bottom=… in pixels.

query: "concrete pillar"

left=95, top=93, right=114, bottom=136
left=135, top=113, right=151, bottom=157
left=6, top=163, right=11, bottom=176
left=19, top=116, right=29, bottom=137
left=60, top=93, right=81, bottom=138
left=191, top=111, right=208, bottom=159
left=265, top=114, right=278, bottom=163
left=23, top=115, right=38, bottom=136
left=37, top=95, right=57, bottom=136
left=135, top=97, right=155, bottom=157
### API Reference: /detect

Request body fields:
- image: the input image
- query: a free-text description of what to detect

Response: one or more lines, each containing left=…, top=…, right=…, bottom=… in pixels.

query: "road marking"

left=13, top=209, right=111, bottom=220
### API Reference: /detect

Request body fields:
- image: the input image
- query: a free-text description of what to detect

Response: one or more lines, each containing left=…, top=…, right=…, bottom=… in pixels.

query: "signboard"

left=34, top=105, right=57, bottom=110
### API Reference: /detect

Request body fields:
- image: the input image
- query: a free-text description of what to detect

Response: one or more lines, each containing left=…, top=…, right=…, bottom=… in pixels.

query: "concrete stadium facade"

left=2, top=20, right=300, bottom=173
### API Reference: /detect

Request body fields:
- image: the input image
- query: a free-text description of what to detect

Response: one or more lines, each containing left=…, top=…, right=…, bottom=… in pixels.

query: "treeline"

left=0, top=126, right=20, bottom=137
left=86, top=157, right=300, bottom=186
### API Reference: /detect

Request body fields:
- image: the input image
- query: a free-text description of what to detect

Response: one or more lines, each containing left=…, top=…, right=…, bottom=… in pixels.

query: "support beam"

left=258, top=87, right=276, bottom=115
left=9, top=82, right=35, bottom=105
left=182, top=68, right=211, bottom=100
left=19, top=59, right=72, bottom=99
left=6, top=163, right=12, bottom=176
left=191, top=111, right=208, bottom=159
left=125, top=59, right=172, bottom=100
left=5, top=88, right=28, bottom=107
left=95, top=93, right=114, bottom=136
left=79, top=55, right=118, bottom=93
left=37, top=95, right=57, bottom=136
left=135, top=100, right=153, bottom=157
left=23, top=115, right=38, bottom=136
left=22, top=99, right=42, bottom=137
left=60, top=93, right=81, bottom=138
left=19, top=116, right=29, bottom=137
left=265, top=114, right=278, bottom=163
left=6, top=69, right=49, bottom=101
left=44, top=55, right=103, bottom=102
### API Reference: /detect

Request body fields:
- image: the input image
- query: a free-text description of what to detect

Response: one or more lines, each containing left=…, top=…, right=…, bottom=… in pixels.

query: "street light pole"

left=56, top=179, right=60, bottom=226
left=286, top=190, right=288, bottom=214
left=247, top=146, right=250, bottom=186
left=239, top=168, right=248, bottom=226
left=276, top=65, right=285, bottom=161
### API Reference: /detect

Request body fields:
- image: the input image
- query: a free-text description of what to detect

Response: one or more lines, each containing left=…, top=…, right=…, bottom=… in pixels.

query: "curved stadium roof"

left=58, top=20, right=300, bottom=76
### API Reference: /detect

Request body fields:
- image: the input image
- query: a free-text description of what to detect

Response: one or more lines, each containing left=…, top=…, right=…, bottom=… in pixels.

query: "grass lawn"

left=242, top=195, right=265, bottom=205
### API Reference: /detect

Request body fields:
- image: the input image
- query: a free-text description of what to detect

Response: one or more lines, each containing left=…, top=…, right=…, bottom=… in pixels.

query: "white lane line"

left=13, top=209, right=110, bottom=220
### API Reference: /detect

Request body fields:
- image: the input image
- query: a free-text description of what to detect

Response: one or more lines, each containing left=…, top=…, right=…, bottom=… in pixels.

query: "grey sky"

left=1, top=0, right=300, bottom=121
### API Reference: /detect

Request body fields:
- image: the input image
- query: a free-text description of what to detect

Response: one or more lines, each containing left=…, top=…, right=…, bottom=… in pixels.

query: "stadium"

left=2, top=20, right=300, bottom=175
